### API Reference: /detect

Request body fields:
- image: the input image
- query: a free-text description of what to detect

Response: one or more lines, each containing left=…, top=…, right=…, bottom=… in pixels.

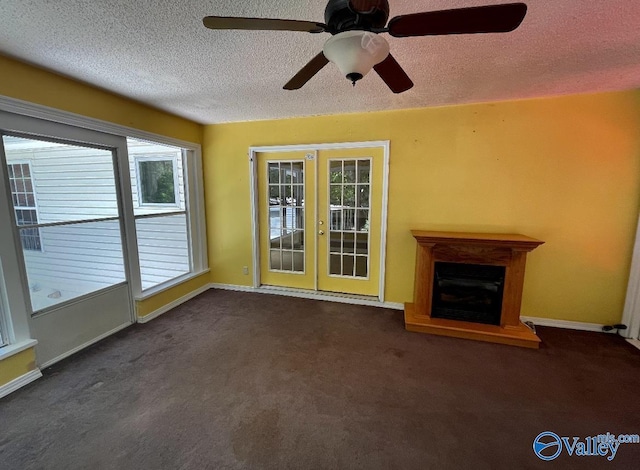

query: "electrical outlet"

left=242, top=266, right=249, bottom=275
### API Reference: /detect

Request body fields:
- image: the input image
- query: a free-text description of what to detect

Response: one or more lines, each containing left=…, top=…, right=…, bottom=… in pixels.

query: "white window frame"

left=127, top=143, right=206, bottom=298
left=0, top=254, right=15, bottom=348
left=134, top=155, right=180, bottom=208
left=0, top=96, right=208, bottom=310
left=0, top=301, right=7, bottom=347
left=7, top=160, right=43, bottom=252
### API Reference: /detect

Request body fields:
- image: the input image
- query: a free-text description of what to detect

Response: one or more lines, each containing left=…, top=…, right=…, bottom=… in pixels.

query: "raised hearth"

left=404, top=231, right=544, bottom=349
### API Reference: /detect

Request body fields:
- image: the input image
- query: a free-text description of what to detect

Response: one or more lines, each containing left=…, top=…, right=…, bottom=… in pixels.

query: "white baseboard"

left=209, top=283, right=404, bottom=310
left=0, top=369, right=42, bottom=399
left=137, top=284, right=210, bottom=324
left=520, top=316, right=610, bottom=333
left=209, top=283, right=255, bottom=293
left=383, top=301, right=405, bottom=310
left=626, top=339, right=640, bottom=351
left=210, top=284, right=622, bottom=334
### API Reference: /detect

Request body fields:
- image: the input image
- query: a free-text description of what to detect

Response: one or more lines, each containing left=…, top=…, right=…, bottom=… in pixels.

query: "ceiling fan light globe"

left=323, top=31, right=390, bottom=83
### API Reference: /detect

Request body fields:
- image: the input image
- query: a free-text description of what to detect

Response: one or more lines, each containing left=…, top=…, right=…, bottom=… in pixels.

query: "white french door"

left=0, top=111, right=135, bottom=367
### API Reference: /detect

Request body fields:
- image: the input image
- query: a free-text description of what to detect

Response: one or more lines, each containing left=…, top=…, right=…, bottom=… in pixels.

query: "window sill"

left=134, top=269, right=210, bottom=301
left=0, top=339, right=38, bottom=361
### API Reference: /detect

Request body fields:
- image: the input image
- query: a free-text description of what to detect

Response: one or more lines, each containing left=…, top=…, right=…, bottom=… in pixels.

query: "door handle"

left=318, top=230, right=325, bottom=235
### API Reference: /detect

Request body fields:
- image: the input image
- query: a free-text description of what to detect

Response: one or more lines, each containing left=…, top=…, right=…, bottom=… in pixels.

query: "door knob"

left=318, top=230, right=325, bottom=235
left=318, top=220, right=324, bottom=225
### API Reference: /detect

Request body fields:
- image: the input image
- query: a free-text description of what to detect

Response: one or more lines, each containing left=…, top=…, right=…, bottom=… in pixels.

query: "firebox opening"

left=431, top=262, right=506, bottom=326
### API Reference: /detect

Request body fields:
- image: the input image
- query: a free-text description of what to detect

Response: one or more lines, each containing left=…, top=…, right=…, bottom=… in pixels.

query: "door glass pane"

left=343, top=161, right=356, bottom=183
left=270, top=250, right=282, bottom=271
left=343, top=255, right=355, bottom=276
left=292, top=162, right=304, bottom=183
left=293, top=252, right=304, bottom=272
left=356, top=233, right=369, bottom=255
left=357, top=209, right=370, bottom=232
left=357, top=185, right=370, bottom=208
left=329, top=161, right=342, bottom=183
left=355, top=256, right=368, bottom=277
left=327, top=158, right=371, bottom=278
left=357, top=160, right=370, bottom=183
left=268, top=163, right=279, bottom=184
left=343, top=185, right=356, bottom=207
left=329, top=231, right=342, bottom=254
left=343, top=232, right=355, bottom=254
left=330, top=254, right=341, bottom=276
left=267, top=160, right=305, bottom=273
left=3, top=135, right=127, bottom=313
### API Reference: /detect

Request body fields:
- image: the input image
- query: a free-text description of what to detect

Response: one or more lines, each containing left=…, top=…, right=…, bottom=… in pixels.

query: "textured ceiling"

left=1, top=1, right=639, bottom=124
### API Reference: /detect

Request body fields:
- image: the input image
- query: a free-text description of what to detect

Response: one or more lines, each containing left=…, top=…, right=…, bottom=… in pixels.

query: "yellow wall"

left=0, top=348, right=37, bottom=387
left=136, top=272, right=210, bottom=318
left=204, top=90, right=640, bottom=325
left=0, top=55, right=202, bottom=143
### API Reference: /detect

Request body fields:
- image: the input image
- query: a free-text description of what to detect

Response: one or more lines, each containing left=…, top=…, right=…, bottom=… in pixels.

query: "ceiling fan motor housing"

left=324, top=0, right=390, bottom=33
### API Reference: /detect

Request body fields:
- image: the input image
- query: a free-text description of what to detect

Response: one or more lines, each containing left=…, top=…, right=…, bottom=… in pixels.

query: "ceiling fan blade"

left=373, top=54, right=414, bottom=94
left=283, top=53, right=330, bottom=90
left=203, top=16, right=327, bottom=33
left=387, top=3, right=527, bottom=38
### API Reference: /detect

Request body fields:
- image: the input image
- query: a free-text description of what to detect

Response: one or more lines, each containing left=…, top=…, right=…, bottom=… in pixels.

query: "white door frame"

left=249, top=141, right=390, bottom=303
left=621, top=215, right=640, bottom=339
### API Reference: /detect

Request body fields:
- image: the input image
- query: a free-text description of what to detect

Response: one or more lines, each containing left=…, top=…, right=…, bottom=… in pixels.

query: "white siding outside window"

left=127, top=138, right=191, bottom=291
left=3, top=136, right=197, bottom=303
left=3, top=137, right=126, bottom=311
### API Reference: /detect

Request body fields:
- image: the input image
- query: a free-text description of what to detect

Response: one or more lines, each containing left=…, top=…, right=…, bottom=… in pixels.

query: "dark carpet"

left=1, top=289, right=639, bottom=469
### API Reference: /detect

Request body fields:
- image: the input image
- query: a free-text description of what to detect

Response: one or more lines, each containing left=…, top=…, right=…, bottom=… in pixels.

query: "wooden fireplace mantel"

left=404, top=230, right=544, bottom=349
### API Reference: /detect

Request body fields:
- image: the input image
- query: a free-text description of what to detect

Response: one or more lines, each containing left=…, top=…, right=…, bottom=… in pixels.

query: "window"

left=0, top=320, right=5, bottom=348
left=136, top=158, right=179, bottom=206
left=0, top=302, right=6, bottom=348
left=0, top=265, right=8, bottom=347
left=0, top=303, right=5, bottom=346
left=128, top=138, right=193, bottom=291
left=8, top=162, right=42, bottom=251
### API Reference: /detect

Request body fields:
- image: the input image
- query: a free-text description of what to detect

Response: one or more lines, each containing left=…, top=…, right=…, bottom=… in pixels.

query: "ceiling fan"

left=203, top=0, right=527, bottom=94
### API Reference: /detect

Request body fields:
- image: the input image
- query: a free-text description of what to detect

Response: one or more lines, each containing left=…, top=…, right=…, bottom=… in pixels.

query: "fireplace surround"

left=404, top=230, right=544, bottom=348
